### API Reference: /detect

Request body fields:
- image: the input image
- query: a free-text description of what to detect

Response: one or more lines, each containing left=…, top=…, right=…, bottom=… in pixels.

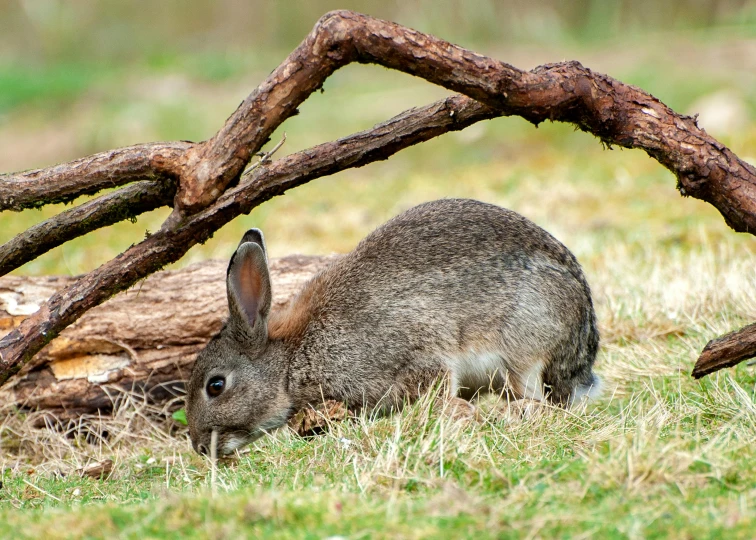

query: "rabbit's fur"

left=186, top=199, right=599, bottom=455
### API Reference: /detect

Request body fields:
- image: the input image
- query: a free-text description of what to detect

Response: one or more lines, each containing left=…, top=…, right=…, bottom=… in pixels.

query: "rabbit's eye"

left=206, top=376, right=226, bottom=398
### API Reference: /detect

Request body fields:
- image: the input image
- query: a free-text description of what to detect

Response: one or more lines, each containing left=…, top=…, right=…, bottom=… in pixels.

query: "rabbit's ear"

left=226, top=240, right=271, bottom=344
left=237, top=228, right=267, bottom=259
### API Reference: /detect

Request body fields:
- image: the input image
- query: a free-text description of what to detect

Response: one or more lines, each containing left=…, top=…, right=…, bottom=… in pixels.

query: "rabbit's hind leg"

left=512, top=360, right=546, bottom=402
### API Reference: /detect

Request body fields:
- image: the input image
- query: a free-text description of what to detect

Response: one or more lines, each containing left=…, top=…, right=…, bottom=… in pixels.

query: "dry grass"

left=0, top=394, right=187, bottom=479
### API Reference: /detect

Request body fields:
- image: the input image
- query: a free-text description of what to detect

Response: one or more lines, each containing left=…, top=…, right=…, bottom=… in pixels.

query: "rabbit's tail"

left=570, top=372, right=602, bottom=405
left=567, top=275, right=601, bottom=406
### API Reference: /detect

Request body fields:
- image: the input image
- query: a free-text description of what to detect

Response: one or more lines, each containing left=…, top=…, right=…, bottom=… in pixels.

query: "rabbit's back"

left=284, top=199, right=599, bottom=406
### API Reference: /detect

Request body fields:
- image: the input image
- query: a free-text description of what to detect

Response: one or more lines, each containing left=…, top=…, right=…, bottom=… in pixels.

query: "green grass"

left=2, top=5, right=756, bottom=538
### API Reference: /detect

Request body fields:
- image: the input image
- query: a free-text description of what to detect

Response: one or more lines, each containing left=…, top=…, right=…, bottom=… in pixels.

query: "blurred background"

left=1, top=0, right=755, bottom=276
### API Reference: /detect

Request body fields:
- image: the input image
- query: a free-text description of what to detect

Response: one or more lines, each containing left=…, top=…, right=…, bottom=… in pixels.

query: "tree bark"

left=0, top=179, right=175, bottom=276
left=692, top=323, right=756, bottom=378
left=0, top=142, right=186, bottom=212
left=0, top=255, right=332, bottom=419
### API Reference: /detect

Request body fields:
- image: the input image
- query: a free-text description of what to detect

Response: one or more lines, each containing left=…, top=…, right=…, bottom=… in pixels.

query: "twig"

left=243, top=133, right=288, bottom=178
left=22, top=479, right=62, bottom=502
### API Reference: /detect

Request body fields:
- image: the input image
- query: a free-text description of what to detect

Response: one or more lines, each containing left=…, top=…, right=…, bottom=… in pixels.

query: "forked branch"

left=4, top=11, right=755, bottom=229
left=171, top=10, right=756, bottom=224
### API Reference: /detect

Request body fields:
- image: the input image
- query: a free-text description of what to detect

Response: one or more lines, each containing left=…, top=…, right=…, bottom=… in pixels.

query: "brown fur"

left=268, top=279, right=320, bottom=341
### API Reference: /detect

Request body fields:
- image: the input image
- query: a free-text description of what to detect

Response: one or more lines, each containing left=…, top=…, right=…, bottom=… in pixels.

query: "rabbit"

left=186, top=198, right=600, bottom=455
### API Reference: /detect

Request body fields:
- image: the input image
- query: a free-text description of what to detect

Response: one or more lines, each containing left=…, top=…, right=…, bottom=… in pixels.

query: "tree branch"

left=692, top=323, right=756, bottom=378
left=0, top=179, right=175, bottom=277
left=7, top=11, right=754, bottom=234
left=0, top=95, right=498, bottom=382
left=172, top=10, right=756, bottom=233
left=0, top=142, right=187, bottom=212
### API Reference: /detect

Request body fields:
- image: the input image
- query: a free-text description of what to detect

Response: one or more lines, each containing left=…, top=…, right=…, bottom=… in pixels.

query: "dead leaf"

left=78, top=459, right=114, bottom=479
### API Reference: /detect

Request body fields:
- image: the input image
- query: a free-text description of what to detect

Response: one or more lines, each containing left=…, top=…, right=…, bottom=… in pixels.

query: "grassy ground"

left=2, top=5, right=756, bottom=538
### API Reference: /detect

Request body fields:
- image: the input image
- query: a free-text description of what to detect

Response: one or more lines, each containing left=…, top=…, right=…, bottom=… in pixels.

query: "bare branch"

left=0, top=179, right=175, bottom=277
left=174, top=10, right=756, bottom=233
left=0, top=95, right=498, bottom=382
left=692, top=323, right=756, bottom=378
left=5, top=11, right=756, bottom=230
left=0, top=142, right=187, bottom=212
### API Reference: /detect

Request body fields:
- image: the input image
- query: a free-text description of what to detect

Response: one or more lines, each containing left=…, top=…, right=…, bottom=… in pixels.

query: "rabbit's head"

left=186, top=230, right=293, bottom=456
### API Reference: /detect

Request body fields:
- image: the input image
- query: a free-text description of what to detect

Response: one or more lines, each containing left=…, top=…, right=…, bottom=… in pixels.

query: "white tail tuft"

left=570, top=374, right=602, bottom=406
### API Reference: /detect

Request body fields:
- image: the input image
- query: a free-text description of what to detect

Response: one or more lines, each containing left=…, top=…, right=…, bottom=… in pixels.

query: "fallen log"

left=0, top=255, right=331, bottom=419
